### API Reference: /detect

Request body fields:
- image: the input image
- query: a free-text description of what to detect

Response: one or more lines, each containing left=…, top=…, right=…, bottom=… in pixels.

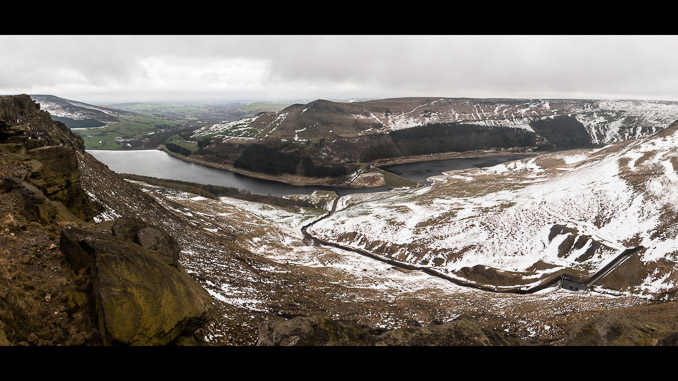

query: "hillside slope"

left=0, top=95, right=219, bottom=345
left=29, top=94, right=127, bottom=127
left=309, top=121, right=678, bottom=296
left=194, top=97, right=678, bottom=144
left=189, top=97, right=678, bottom=182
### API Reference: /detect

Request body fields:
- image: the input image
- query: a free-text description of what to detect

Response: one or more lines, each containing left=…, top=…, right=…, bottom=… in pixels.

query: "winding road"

left=300, top=195, right=645, bottom=295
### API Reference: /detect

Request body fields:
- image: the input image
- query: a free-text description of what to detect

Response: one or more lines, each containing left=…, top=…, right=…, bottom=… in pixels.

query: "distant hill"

left=29, top=94, right=129, bottom=128
left=189, top=97, right=678, bottom=180
left=194, top=97, right=678, bottom=145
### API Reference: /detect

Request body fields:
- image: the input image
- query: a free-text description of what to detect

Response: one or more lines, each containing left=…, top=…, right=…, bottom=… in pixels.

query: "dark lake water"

left=382, top=155, right=531, bottom=184
left=88, top=150, right=388, bottom=197
left=88, top=150, right=528, bottom=197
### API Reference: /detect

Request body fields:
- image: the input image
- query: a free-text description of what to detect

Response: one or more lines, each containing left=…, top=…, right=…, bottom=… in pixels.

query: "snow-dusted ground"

left=365, top=99, right=554, bottom=132
left=192, top=115, right=261, bottom=137
left=308, top=125, right=678, bottom=296
left=79, top=140, right=658, bottom=344
left=369, top=99, right=678, bottom=141
left=122, top=171, right=654, bottom=343
left=575, top=100, right=678, bottom=144
left=213, top=196, right=475, bottom=297
left=149, top=186, right=649, bottom=317
left=131, top=185, right=463, bottom=296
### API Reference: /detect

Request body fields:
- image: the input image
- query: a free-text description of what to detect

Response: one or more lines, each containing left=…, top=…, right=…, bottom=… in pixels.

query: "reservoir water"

left=88, top=150, right=528, bottom=197
left=88, top=150, right=388, bottom=197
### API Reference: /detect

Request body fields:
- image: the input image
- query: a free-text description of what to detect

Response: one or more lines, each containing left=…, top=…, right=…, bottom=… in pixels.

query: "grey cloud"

left=1, top=35, right=678, bottom=103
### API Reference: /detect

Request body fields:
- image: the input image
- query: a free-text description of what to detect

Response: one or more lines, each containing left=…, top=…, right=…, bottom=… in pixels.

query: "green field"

left=77, top=101, right=298, bottom=150
left=112, top=103, right=210, bottom=119
left=115, top=102, right=293, bottom=115
left=75, top=114, right=178, bottom=150
left=165, top=134, right=199, bottom=152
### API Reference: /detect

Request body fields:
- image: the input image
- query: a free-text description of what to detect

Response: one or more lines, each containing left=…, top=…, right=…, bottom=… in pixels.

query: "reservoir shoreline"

left=88, top=148, right=537, bottom=197
left=88, top=146, right=538, bottom=188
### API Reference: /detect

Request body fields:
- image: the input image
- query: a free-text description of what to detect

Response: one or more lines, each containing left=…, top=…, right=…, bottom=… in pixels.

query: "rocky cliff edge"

left=0, top=95, right=213, bottom=346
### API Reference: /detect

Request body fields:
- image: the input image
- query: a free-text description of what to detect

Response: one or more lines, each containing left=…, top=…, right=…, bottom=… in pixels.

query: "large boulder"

left=59, top=224, right=212, bottom=345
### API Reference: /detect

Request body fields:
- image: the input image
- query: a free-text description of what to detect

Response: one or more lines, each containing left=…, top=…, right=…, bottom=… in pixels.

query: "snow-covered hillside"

left=191, top=98, right=678, bottom=146
left=29, top=94, right=120, bottom=122
left=308, top=122, right=678, bottom=296
left=192, top=115, right=261, bottom=138
left=576, top=100, right=678, bottom=144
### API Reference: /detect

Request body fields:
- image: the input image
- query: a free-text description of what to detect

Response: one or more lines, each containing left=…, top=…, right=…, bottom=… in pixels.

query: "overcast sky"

left=2, top=35, right=678, bottom=105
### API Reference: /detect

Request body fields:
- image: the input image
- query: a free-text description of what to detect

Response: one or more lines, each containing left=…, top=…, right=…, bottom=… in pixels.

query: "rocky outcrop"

left=256, top=315, right=376, bottom=346
left=1, top=177, right=60, bottom=223
left=0, top=95, right=102, bottom=222
left=59, top=223, right=213, bottom=345
left=564, top=314, right=665, bottom=346
left=27, top=146, right=102, bottom=221
left=0, top=95, right=41, bottom=124
left=657, top=332, right=678, bottom=346
left=111, top=217, right=180, bottom=268
left=1, top=95, right=214, bottom=346
left=547, top=224, right=616, bottom=263
left=0, top=324, right=10, bottom=346
left=256, top=315, right=522, bottom=346
left=375, top=319, right=519, bottom=346
left=0, top=177, right=101, bottom=346
left=0, top=94, right=85, bottom=149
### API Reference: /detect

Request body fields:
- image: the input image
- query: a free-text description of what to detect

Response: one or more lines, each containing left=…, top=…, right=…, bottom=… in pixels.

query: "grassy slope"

left=165, top=134, right=199, bottom=152
left=376, top=169, right=420, bottom=188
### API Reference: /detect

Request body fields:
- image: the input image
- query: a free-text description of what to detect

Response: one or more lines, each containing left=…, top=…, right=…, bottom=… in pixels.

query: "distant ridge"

left=29, top=94, right=130, bottom=128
